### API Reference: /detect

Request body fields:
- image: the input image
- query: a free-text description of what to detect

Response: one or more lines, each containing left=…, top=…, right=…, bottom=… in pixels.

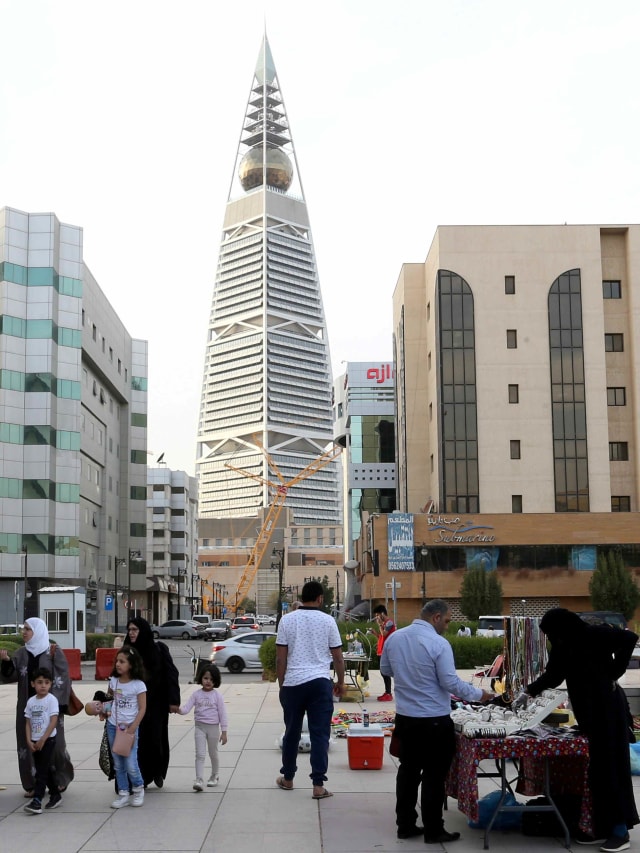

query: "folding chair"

left=472, top=654, right=504, bottom=687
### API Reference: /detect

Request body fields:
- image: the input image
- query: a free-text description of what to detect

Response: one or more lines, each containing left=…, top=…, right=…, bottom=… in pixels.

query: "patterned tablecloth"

left=446, top=732, right=592, bottom=830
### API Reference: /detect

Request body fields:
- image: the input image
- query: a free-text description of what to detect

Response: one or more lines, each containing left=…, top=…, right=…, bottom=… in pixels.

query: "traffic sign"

left=104, top=595, right=113, bottom=611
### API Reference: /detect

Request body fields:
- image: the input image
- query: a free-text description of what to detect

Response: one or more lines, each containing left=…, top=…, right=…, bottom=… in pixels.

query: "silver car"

left=209, top=631, right=272, bottom=673
left=151, top=619, right=206, bottom=640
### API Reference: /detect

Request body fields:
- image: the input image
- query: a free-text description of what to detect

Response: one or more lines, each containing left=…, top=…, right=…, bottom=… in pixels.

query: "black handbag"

left=99, top=723, right=114, bottom=779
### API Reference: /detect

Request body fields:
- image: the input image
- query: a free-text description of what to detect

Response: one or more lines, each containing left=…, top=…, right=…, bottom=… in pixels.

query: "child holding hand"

left=174, top=664, right=228, bottom=791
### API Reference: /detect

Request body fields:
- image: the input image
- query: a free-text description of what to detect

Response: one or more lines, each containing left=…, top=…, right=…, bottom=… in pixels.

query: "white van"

left=476, top=615, right=506, bottom=637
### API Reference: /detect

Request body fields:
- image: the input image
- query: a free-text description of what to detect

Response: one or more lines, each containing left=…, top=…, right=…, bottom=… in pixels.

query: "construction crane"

left=218, top=441, right=342, bottom=613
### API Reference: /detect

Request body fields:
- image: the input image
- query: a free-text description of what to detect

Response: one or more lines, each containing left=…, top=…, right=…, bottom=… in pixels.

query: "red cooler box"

left=347, top=723, right=384, bottom=770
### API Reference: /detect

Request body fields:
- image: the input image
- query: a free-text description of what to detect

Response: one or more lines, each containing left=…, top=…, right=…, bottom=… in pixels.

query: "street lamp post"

left=271, top=546, right=285, bottom=628
left=191, top=571, right=199, bottom=616
left=335, top=569, right=340, bottom=617
left=420, top=544, right=429, bottom=606
left=22, top=545, right=31, bottom=623
left=177, top=567, right=188, bottom=619
left=114, top=558, right=127, bottom=632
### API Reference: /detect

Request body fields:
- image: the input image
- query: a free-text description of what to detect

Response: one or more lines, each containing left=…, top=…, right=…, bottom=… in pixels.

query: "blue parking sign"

left=104, top=594, right=114, bottom=611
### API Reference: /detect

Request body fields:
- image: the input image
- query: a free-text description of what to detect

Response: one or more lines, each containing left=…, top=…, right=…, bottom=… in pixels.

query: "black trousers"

left=394, top=713, right=455, bottom=837
left=32, top=735, right=57, bottom=801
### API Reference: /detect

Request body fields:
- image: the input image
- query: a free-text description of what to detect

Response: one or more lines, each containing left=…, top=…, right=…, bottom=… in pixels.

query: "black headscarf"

left=539, top=608, right=587, bottom=645
left=124, top=617, right=161, bottom=678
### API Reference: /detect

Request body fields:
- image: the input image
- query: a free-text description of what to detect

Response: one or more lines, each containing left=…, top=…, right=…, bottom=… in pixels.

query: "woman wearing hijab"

left=517, top=608, right=638, bottom=851
left=123, top=617, right=181, bottom=788
left=0, top=617, right=74, bottom=795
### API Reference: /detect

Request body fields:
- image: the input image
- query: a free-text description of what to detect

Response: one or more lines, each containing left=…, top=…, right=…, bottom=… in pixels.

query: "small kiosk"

left=38, top=586, right=87, bottom=653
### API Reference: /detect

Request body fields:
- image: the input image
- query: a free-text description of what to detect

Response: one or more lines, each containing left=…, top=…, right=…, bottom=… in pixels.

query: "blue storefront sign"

left=388, top=513, right=415, bottom=571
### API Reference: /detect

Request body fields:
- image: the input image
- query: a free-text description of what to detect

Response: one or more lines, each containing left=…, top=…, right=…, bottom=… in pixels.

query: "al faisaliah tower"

left=196, top=36, right=340, bottom=526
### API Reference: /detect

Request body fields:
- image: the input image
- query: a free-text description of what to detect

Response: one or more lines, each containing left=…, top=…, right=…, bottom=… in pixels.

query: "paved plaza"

left=0, top=666, right=639, bottom=852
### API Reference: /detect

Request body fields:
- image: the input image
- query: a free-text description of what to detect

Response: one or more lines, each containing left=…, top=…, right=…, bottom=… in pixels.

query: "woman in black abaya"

left=520, top=608, right=638, bottom=849
left=123, top=617, right=180, bottom=788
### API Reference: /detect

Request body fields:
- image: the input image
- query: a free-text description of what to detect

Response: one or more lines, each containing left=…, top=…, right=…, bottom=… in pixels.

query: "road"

left=162, top=629, right=275, bottom=684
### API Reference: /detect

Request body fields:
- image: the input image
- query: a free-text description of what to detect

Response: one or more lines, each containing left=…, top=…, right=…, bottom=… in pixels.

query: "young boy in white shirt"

left=24, top=667, right=60, bottom=814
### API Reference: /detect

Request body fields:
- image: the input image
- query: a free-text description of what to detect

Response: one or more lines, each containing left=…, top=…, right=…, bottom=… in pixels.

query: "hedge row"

left=258, top=621, right=503, bottom=674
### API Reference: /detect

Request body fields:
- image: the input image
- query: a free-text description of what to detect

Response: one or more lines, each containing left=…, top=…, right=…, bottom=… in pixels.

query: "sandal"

left=276, top=776, right=293, bottom=790
left=312, top=787, right=333, bottom=799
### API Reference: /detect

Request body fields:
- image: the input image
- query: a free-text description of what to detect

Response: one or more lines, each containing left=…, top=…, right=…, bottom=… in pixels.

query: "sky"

left=1, top=0, right=640, bottom=476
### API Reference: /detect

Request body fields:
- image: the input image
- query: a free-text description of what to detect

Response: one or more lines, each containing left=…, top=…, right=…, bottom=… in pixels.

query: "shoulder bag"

left=49, top=643, right=84, bottom=716
left=111, top=680, right=135, bottom=757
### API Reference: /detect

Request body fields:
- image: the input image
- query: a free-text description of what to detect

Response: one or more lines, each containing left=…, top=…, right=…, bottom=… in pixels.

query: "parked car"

left=210, top=631, right=272, bottom=673
left=192, top=614, right=214, bottom=626
left=257, top=614, right=276, bottom=626
left=203, top=619, right=231, bottom=640
left=576, top=610, right=627, bottom=630
left=231, top=616, right=260, bottom=633
left=475, top=615, right=506, bottom=637
left=151, top=619, right=207, bottom=640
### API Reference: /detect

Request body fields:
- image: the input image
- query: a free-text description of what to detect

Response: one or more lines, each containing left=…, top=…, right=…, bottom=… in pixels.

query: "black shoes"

left=45, top=791, right=62, bottom=810
left=24, top=798, right=42, bottom=815
left=424, top=830, right=461, bottom=844
left=599, top=834, right=631, bottom=852
left=397, top=826, right=424, bottom=839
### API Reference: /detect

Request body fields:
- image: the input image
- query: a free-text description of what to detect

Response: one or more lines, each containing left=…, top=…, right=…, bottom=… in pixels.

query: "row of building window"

left=0, top=532, right=79, bottom=555
left=506, top=440, right=628, bottom=461
left=510, top=495, right=630, bottom=513
left=0, top=262, right=82, bottom=296
left=0, top=422, right=80, bottom=449
left=0, top=477, right=79, bottom=501
left=503, top=275, right=622, bottom=300
left=505, top=331, right=626, bottom=353
left=0, top=370, right=80, bottom=399
left=0, top=315, right=81, bottom=347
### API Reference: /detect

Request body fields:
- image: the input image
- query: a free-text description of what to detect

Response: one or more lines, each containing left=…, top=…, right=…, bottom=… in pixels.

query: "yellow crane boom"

left=219, top=442, right=341, bottom=612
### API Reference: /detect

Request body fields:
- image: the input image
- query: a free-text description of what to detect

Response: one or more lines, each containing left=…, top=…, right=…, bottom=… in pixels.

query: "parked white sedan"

left=151, top=619, right=206, bottom=640
left=209, top=631, right=273, bottom=673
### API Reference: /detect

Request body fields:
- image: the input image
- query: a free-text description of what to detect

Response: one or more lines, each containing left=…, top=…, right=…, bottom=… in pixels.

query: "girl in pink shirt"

left=176, top=664, right=228, bottom=791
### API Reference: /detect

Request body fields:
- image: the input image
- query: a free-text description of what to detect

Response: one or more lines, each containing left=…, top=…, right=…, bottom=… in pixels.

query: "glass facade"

left=548, top=269, right=589, bottom=511
left=437, top=270, right=479, bottom=513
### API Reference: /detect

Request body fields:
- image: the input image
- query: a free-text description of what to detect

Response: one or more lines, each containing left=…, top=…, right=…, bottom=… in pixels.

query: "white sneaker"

left=207, top=775, right=219, bottom=787
left=131, top=786, right=144, bottom=807
left=110, top=791, right=130, bottom=809
left=193, top=778, right=204, bottom=792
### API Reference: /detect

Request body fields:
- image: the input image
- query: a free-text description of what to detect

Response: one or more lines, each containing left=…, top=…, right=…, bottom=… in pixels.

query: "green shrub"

left=450, top=636, right=503, bottom=669
left=258, top=635, right=277, bottom=674
left=85, top=633, right=119, bottom=660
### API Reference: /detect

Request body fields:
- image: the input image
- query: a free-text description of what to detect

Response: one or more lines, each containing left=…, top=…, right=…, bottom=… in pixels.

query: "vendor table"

left=342, top=653, right=370, bottom=700
left=446, top=732, right=591, bottom=849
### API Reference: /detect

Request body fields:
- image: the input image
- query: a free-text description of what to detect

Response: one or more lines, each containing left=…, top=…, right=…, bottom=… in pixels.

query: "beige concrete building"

left=382, top=224, right=640, bottom=619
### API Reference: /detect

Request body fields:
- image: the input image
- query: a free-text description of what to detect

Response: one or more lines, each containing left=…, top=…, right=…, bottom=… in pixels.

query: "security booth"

left=38, top=586, right=87, bottom=653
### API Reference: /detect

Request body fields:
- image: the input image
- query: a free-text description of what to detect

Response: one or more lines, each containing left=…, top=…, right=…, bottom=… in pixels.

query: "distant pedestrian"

left=105, top=648, right=147, bottom=809
left=457, top=625, right=471, bottom=637
left=174, top=664, right=228, bottom=792
left=23, top=668, right=61, bottom=815
left=275, top=580, right=345, bottom=799
left=371, top=604, right=396, bottom=701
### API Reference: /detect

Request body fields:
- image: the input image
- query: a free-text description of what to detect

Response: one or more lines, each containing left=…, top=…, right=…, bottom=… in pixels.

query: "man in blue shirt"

left=381, top=598, right=493, bottom=843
